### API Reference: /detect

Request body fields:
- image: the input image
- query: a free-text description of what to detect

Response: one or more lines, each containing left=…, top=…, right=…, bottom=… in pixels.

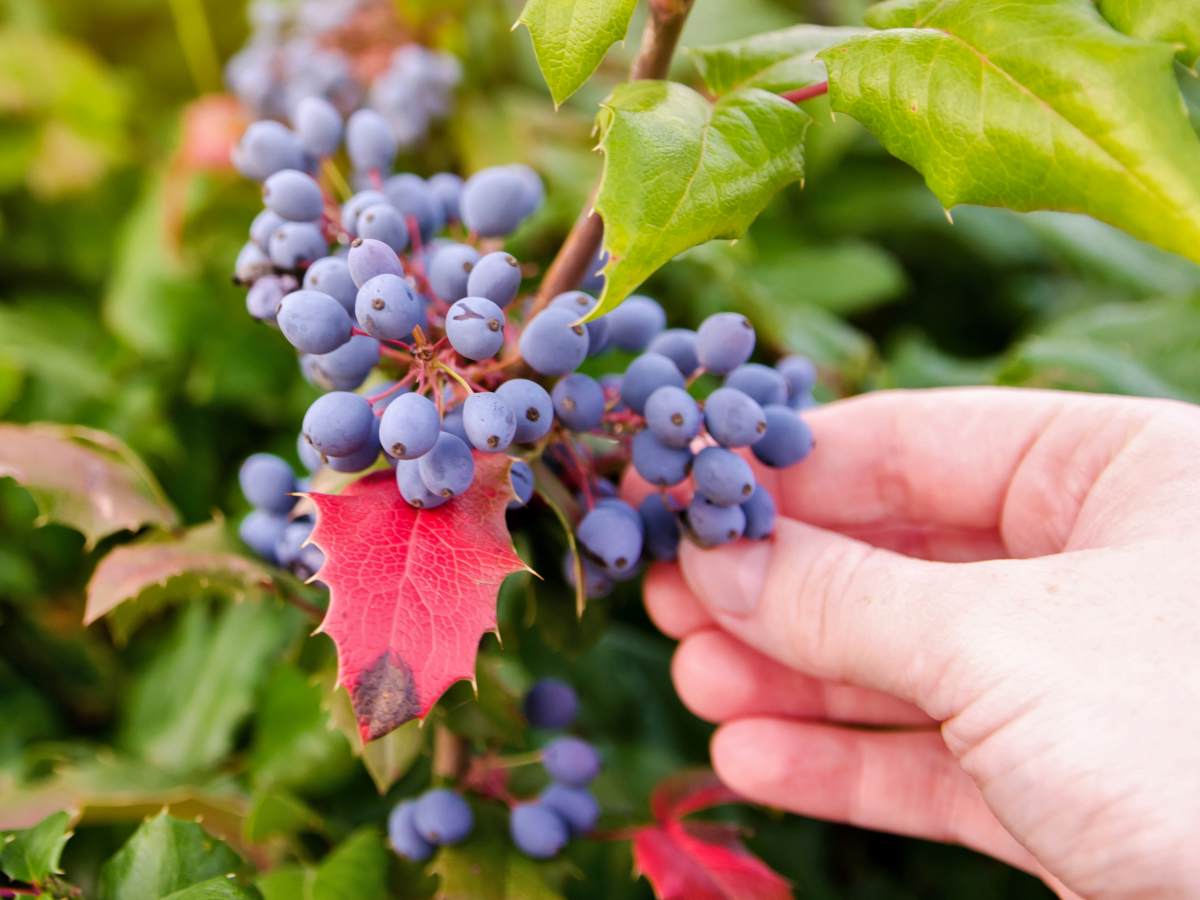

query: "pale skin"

left=632, top=388, right=1200, bottom=899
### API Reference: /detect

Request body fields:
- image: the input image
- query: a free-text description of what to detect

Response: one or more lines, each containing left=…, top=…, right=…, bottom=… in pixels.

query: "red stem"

left=780, top=81, right=829, bottom=104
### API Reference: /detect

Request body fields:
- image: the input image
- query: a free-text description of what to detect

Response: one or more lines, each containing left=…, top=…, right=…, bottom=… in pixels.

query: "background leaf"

left=517, top=0, right=638, bottom=106
left=1098, top=0, right=1200, bottom=66
left=820, top=0, right=1200, bottom=265
left=0, top=423, right=177, bottom=548
left=594, top=80, right=808, bottom=315
left=0, top=810, right=71, bottom=885
left=97, top=812, right=246, bottom=900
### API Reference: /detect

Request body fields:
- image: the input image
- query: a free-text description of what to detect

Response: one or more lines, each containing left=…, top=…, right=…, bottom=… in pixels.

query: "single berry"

left=631, top=429, right=692, bottom=487
left=357, top=203, right=409, bottom=253
left=687, top=495, right=746, bottom=547
left=509, top=459, right=535, bottom=509
left=724, top=363, right=788, bottom=408
left=263, top=168, right=324, bottom=222
left=239, top=453, right=296, bottom=514
left=413, top=789, right=474, bottom=845
left=239, top=510, right=289, bottom=562
left=418, top=432, right=475, bottom=498
left=539, top=784, right=599, bottom=836
left=577, top=504, right=643, bottom=577
left=523, top=678, right=578, bottom=729
left=356, top=273, right=422, bottom=341
left=428, top=243, right=480, bottom=302
left=742, top=484, right=777, bottom=539
left=542, top=736, right=601, bottom=787
left=277, top=289, right=353, bottom=354
left=752, top=405, right=814, bottom=468
left=462, top=392, right=517, bottom=453
left=551, top=374, right=605, bottom=432
left=388, top=801, right=434, bottom=861
left=466, top=251, right=522, bottom=308
left=302, top=391, right=374, bottom=457
left=518, top=307, right=589, bottom=376
left=347, top=238, right=404, bottom=289
left=496, top=379, right=553, bottom=443
left=446, top=297, right=506, bottom=360
left=696, top=312, right=755, bottom=375
left=303, top=256, right=358, bottom=315
left=509, top=803, right=569, bottom=860
left=604, top=295, right=665, bottom=352
left=644, top=385, right=701, bottom=448
left=647, top=328, right=699, bottom=377
left=620, top=353, right=685, bottom=415
left=396, top=458, right=447, bottom=509
left=704, top=387, right=767, bottom=448
left=692, top=446, right=756, bottom=507
left=380, top=393, right=441, bottom=459
left=639, top=494, right=681, bottom=562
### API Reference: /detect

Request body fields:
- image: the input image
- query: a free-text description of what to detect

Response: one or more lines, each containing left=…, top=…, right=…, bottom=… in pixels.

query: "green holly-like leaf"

left=690, top=25, right=867, bottom=96
left=0, top=423, right=177, bottom=549
left=819, top=0, right=1200, bottom=266
left=97, top=812, right=247, bottom=900
left=243, top=788, right=325, bottom=844
left=1099, top=0, right=1200, bottom=67
left=120, top=601, right=296, bottom=774
left=322, top=676, right=423, bottom=795
left=0, top=811, right=71, bottom=886
left=593, top=80, right=809, bottom=316
left=516, top=0, right=638, bottom=107
left=84, top=520, right=276, bottom=643
left=161, top=877, right=259, bottom=899
left=256, top=828, right=388, bottom=900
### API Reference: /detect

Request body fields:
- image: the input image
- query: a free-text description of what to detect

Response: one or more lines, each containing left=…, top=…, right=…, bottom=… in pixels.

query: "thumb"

left=678, top=518, right=1014, bottom=707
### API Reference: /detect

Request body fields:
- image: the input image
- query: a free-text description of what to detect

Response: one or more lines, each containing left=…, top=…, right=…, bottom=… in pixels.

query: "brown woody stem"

left=533, top=0, right=698, bottom=308
left=433, top=722, right=468, bottom=781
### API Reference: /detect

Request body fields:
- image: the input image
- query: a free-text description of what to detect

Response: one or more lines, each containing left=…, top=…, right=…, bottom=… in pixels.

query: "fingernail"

left=682, top=539, right=771, bottom=616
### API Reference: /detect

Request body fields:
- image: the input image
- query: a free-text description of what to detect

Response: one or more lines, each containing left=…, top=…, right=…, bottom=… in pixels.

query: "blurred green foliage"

left=4, top=0, right=1199, bottom=896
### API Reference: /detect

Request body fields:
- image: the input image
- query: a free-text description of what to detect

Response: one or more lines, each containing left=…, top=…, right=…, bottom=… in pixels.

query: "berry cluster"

left=237, top=452, right=324, bottom=578
left=386, top=679, right=601, bottom=863
left=226, top=0, right=459, bottom=150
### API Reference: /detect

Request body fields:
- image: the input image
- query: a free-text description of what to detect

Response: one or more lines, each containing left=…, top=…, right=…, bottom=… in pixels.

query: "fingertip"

left=643, top=562, right=714, bottom=639
left=710, top=718, right=796, bottom=803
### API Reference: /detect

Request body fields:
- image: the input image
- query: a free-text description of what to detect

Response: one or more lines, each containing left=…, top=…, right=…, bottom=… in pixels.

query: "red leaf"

left=632, top=770, right=791, bottom=900
left=308, top=455, right=527, bottom=742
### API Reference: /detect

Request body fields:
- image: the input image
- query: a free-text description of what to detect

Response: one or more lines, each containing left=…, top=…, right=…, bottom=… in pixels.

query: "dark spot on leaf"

left=354, top=652, right=420, bottom=740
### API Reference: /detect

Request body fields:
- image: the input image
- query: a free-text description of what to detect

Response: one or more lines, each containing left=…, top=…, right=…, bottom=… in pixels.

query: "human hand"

left=637, top=388, right=1200, bottom=898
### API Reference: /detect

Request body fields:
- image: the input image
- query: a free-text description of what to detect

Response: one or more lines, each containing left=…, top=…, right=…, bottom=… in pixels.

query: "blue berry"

left=696, top=312, right=755, bottom=375
left=302, top=391, right=374, bottom=457
left=305, top=335, right=380, bottom=391
left=263, top=169, right=324, bottom=222
left=297, top=433, right=323, bottom=472
left=234, top=120, right=305, bottom=180
left=539, top=784, right=599, bottom=836
left=509, top=803, right=569, bottom=860
left=326, top=428, right=381, bottom=472
left=620, top=353, right=685, bottom=415
left=269, top=221, right=327, bottom=269
left=429, top=243, right=480, bottom=301
left=562, top=550, right=613, bottom=599
left=724, top=363, right=787, bottom=408
left=235, top=242, right=273, bottom=284
left=303, top=256, right=357, bottom=314
left=466, top=252, right=522, bottom=308
left=579, top=246, right=607, bottom=294
left=461, top=166, right=534, bottom=237
left=356, top=273, right=421, bottom=341
left=751, top=405, right=814, bottom=468
left=577, top=504, right=642, bottom=576
left=644, top=385, right=700, bottom=448
left=357, top=203, right=409, bottom=253
left=418, top=432, right=475, bottom=498
left=250, top=209, right=285, bottom=249
left=346, top=109, right=397, bottom=173
left=687, top=496, right=746, bottom=546
left=639, top=494, right=681, bottom=561
left=631, top=429, right=692, bottom=487
left=274, top=519, right=313, bottom=567
left=518, top=307, right=589, bottom=376
left=340, top=189, right=388, bottom=236
left=524, top=678, right=578, bottom=728
left=239, top=510, right=289, bottom=562
left=509, top=460, right=535, bottom=509
left=550, top=291, right=607, bottom=356
left=384, top=173, right=441, bottom=241
left=776, top=354, right=817, bottom=402
left=551, top=374, right=604, bottom=432
left=506, top=164, right=544, bottom=219
left=604, top=295, right=665, bottom=352
left=239, top=453, right=296, bottom=514
left=387, top=801, right=433, bottom=862
left=441, top=406, right=468, bottom=443
left=427, top=172, right=464, bottom=222
left=462, top=392, right=516, bottom=453
left=293, top=96, right=342, bottom=158
left=741, top=484, right=777, bottom=539
left=446, top=297, right=505, bottom=360
left=542, top=736, right=601, bottom=787
left=413, top=789, right=474, bottom=846
left=647, top=328, right=699, bottom=377
left=277, top=289, right=353, bottom=354
left=380, top=393, right=440, bottom=459
left=693, top=446, right=755, bottom=507
left=396, top=459, right=447, bottom=510
left=347, top=238, right=404, bottom=288
left=245, top=274, right=291, bottom=322
left=704, top=387, right=767, bottom=448
left=496, top=379, right=553, bottom=443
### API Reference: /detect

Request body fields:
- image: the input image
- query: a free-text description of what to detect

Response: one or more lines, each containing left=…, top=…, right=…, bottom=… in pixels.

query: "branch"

left=432, top=722, right=468, bottom=782
left=534, top=0, right=698, bottom=308
left=780, top=81, right=829, bottom=104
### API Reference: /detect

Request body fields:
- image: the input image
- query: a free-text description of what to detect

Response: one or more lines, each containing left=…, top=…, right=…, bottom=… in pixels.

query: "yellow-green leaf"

left=820, top=0, right=1200, bottom=266
left=1099, top=0, right=1200, bottom=67
left=0, top=811, right=71, bottom=886
left=690, top=25, right=867, bottom=95
left=0, top=423, right=177, bottom=548
left=593, top=80, right=808, bottom=316
left=516, top=0, right=637, bottom=107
